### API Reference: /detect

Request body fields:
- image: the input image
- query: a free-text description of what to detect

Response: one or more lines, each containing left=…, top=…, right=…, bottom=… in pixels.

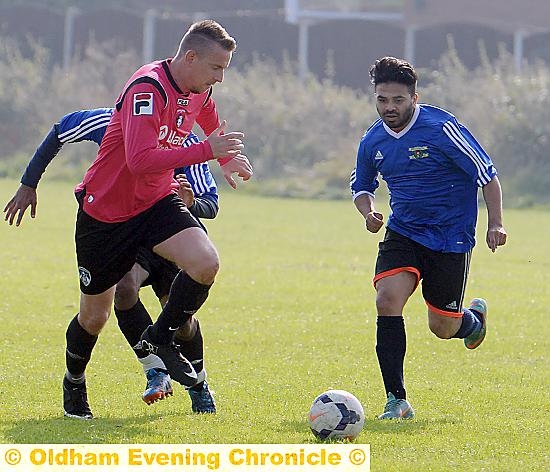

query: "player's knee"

left=375, top=290, right=404, bottom=315
left=202, top=257, right=219, bottom=283
left=114, top=277, right=140, bottom=310
left=187, top=254, right=219, bottom=285
left=78, top=310, right=110, bottom=335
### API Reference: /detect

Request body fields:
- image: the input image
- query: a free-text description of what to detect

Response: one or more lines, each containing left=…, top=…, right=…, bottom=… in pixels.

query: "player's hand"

left=486, top=225, right=507, bottom=252
left=175, top=174, right=195, bottom=207
left=3, top=184, right=37, bottom=226
left=365, top=211, right=384, bottom=233
left=220, top=154, right=253, bottom=189
left=207, top=120, right=244, bottom=159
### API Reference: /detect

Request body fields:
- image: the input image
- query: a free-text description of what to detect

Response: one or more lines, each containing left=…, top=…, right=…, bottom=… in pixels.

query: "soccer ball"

left=308, top=390, right=365, bottom=440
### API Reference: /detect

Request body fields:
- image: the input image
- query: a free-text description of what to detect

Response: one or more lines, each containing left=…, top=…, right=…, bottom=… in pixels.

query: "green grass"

left=0, top=179, right=549, bottom=471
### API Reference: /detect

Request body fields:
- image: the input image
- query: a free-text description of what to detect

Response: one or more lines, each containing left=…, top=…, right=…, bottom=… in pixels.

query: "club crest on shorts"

left=133, top=93, right=153, bottom=115
left=78, top=266, right=92, bottom=286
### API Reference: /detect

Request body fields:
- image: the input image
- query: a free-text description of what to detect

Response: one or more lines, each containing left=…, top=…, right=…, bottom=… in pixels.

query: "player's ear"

left=184, top=49, right=197, bottom=64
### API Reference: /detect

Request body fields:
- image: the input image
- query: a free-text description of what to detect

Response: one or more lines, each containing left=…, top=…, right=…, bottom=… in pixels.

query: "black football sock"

left=376, top=316, right=407, bottom=400
left=65, top=314, right=98, bottom=378
left=174, top=319, right=204, bottom=379
left=150, top=271, right=211, bottom=345
left=452, top=308, right=481, bottom=338
left=189, top=381, right=205, bottom=392
left=114, top=299, right=153, bottom=359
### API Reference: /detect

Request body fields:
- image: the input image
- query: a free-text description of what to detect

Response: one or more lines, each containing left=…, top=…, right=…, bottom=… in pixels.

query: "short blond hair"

left=180, top=20, right=236, bottom=55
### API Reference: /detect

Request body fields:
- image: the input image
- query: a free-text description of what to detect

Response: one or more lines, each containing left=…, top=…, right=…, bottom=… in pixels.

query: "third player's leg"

left=114, top=263, right=150, bottom=310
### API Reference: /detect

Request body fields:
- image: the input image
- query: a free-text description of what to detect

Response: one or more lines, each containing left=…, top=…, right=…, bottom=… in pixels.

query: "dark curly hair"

left=369, top=56, right=417, bottom=96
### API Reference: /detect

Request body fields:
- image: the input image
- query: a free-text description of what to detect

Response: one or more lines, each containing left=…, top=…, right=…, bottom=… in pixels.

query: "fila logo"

left=177, top=98, right=189, bottom=106
left=446, top=300, right=458, bottom=310
left=375, top=150, right=384, bottom=160
left=133, top=93, right=153, bottom=115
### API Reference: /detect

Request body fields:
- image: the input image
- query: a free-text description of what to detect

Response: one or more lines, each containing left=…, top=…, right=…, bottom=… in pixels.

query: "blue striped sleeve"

left=58, top=108, right=113, bottom=145
left=20, top=126, right=63, bottom=188
left=442, top=119, right=497, bottom=187
left=350, top=138, right=379, bottom=199
left=20, top=108, right=113, bottom=188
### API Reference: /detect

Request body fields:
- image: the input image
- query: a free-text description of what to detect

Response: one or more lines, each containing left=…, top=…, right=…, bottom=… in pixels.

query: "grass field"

left=0, top=179, right=549, bottom=471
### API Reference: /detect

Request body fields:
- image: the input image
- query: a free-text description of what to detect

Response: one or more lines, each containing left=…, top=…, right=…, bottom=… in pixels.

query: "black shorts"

left=136, top=247, right=179, bottom=300
left=76, top=193, right=201, bottom=295
left=374, top=228, right=471, bottom=317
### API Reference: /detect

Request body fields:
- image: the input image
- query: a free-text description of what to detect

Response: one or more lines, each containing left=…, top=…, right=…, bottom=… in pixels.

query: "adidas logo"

left=375, top=150, right=384, bottom=160
left=445, top=300, right=458, bottom=310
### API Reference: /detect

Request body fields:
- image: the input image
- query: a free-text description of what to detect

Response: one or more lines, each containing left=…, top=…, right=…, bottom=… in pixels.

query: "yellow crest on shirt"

left=409, top=146, right=429, bottom=160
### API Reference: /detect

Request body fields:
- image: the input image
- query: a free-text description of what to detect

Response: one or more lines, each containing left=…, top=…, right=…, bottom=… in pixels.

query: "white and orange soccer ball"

left=308, top=390, right=365, bottom=440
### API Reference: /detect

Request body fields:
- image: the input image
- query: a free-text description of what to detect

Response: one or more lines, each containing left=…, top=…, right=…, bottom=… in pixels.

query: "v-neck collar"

left=382, top=105, right=420, bottom=139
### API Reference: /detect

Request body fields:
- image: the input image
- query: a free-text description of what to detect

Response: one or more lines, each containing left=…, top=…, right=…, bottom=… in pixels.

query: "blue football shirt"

left=350, top=104, right=497, bottom=252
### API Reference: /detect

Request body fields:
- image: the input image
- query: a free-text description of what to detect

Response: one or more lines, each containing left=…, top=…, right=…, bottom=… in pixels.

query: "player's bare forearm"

left=354, top=194, right=384, bottom=233
left=354, top=194, right=376, bottom=218
left=482, top=176, right=504, bottom=226
left=482, top=176, right=507, bottom=251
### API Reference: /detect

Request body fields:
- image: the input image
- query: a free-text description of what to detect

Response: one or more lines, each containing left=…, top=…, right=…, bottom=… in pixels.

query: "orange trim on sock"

left=425, top=301, right=463, bottom=318
left=373, top=267, right=421, bottom=289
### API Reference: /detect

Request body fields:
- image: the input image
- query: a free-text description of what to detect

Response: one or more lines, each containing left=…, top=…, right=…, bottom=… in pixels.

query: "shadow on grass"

left=281, top=416, right=461, bottom=443
left=2, top=410, right=184, bottom=444
left=361, top=416, right=461, bottom=435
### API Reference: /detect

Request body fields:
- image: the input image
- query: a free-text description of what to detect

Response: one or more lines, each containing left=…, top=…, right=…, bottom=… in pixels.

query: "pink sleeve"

left=120, top=84, right=214, bottom=174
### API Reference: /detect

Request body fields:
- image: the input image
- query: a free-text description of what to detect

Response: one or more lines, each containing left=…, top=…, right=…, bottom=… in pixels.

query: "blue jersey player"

left=4, top=108, right=218, bottom=414
left=350, top=57, right=507, bottom=419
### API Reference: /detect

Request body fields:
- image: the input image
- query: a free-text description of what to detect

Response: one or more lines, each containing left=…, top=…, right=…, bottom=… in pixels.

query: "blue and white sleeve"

left=350, top=139, right=379, bottom=200
left=185, top=162, right=219, bottom=220
left=20, top=108, right=113, bottom=188
left=20, top=126, right=63, bottom=188
left=57, top=108, right=112, bottom=145
left=441, top=118, right=497, bottom=187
